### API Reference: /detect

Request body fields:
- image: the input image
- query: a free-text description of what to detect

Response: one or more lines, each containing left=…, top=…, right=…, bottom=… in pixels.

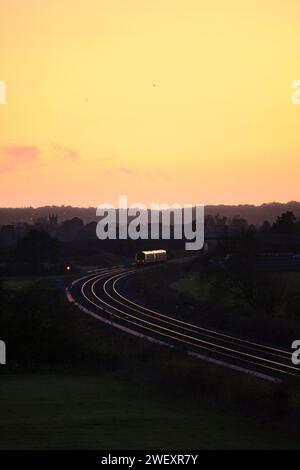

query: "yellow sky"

left=1, top=0, right=300, bottom=207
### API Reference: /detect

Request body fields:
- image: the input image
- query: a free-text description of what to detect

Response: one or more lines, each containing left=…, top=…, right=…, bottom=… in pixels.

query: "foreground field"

left=0, top=374, right=298, bottom=450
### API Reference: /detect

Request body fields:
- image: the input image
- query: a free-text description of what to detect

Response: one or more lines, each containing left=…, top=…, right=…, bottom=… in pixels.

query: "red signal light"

left=66, top=265, right=71, bottom=272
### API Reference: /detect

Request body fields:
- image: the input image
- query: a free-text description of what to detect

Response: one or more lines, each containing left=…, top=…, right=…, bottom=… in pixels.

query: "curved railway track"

left=67, top=266, right=299, bottom=381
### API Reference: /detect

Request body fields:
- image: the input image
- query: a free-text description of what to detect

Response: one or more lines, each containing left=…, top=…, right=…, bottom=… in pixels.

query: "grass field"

left=172, top=274, right=208, bottom=301
left=0, top=374, right=298, bottom=450
left=3, top=277, right=53, bottom=291
left=172, top=271, right=300, bottom=304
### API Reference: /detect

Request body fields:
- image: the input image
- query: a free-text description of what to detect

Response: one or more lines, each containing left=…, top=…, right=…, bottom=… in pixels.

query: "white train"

left=135, top=249, right=167, bottom=265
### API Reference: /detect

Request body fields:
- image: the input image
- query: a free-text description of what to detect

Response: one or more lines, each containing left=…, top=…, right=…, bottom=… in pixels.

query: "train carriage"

left=135, top=249, right=167, bottom=265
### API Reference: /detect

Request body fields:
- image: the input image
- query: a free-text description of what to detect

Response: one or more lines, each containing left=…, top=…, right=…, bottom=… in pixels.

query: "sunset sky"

left=1, top=0, right=300, bottom=207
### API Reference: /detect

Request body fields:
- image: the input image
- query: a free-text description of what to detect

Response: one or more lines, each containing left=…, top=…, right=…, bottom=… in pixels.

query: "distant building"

left=48, top=213, right=58, bottom=227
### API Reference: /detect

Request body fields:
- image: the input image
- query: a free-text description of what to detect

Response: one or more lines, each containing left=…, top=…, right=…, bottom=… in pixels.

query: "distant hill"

left=0, top=202, right=300, bottom=226
left=205, top=201, right=300, bottom=225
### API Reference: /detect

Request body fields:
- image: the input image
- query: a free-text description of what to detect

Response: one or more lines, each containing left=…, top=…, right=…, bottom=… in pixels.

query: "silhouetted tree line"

left=1, top=210, right=300, bottom=246
left=0, top=211, right=299, bottom=275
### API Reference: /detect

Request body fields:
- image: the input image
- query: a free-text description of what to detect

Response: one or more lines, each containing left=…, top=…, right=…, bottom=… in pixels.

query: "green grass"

left=0, top=374, right=298, bottom=450
left=3, top=276, right=59, bottom=291
left=172, top=275, right=209, bottom=302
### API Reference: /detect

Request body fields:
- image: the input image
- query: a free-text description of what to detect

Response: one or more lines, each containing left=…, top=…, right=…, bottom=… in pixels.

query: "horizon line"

left=0, top=200, right=300, bottom=210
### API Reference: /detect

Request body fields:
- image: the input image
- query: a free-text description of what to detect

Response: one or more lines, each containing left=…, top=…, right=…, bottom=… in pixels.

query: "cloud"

left=0, top=143, right=80, bottom=174
left=52, top=143, right=80, bottom=161
left=106, top=166, right=172, bottom=181
left=0, top=146, right=40, bottom=173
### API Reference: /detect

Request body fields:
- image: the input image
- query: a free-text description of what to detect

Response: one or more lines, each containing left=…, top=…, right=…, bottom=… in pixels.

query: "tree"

left=231, top=215, right=248, bottom=232
left=260, top=220, right=271, bottom=233
left=214, top=213, right=227, bottom=226
left=272, top=211, right=298, bottom=233
left=14, top=230, right=59, bottom=271
left=59, top=217, right=84, bottom=241
left=226, top=232, right=258, bottom=306
left=225, top=232, right=285, bottom=314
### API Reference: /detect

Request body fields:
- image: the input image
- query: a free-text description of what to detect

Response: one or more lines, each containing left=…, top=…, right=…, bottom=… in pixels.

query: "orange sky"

left=0, top=0, right=300, bottom=207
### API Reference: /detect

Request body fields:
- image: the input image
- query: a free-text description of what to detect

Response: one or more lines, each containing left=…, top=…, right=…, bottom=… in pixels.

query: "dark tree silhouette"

left=226, top=231, right=258, bottom=306
left=260, top=220, right=271, bottom=233
left=14, top=230, right=59, bottom=270
left=58, top=217, right=84, bottom=241
left=272, top=211, right=298, bottom=233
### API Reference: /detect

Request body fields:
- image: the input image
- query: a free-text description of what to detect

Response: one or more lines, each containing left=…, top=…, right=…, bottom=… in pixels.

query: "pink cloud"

left=0, top=146, right=40, bottom=173
left=3, top=146, right=39, bottom=160
left=0, top=143, right=80, bottom=174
